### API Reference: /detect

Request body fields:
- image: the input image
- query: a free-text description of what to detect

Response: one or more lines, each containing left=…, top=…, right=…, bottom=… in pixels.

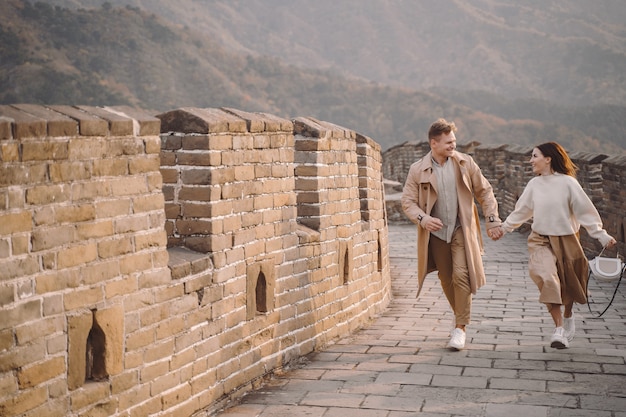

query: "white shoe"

left=447, top=328, right=466, bottom=350
left=550, top=327, right=569, bottom=349
left=563, top=315, right=575, bottom=342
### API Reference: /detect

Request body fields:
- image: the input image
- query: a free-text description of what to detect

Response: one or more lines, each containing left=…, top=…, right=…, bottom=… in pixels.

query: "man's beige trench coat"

left=401, top=150, right=501, bottom=297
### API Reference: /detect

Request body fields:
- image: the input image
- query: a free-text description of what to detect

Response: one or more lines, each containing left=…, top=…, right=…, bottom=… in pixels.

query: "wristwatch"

left=418, top=214, right=424, bottom=223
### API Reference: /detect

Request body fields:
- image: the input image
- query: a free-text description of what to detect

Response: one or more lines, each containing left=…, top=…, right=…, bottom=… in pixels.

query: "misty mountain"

left=2, top=0, right=625, bottom=154
left=47, top=0, right=626, bottom=107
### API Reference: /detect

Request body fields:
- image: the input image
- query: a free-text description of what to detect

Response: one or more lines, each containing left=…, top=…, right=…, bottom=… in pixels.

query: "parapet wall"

left=0, top=104, right=391, bottom=417
left=385, top=141, right=626, bottom=256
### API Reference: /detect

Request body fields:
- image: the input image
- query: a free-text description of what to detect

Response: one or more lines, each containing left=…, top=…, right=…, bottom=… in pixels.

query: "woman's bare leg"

left=549, top=304, right=563, bottom=327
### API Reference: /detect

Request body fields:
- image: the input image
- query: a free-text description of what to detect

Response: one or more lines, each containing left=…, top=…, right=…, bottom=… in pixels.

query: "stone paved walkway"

left=212, top=224, right=626, bottom=417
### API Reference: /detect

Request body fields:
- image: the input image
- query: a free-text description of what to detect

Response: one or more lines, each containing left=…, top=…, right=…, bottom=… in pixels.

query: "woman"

left=498, top=142, right=616, bottom=349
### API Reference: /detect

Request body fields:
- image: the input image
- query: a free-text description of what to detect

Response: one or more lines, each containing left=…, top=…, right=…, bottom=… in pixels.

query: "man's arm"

left=467, top=157, right=502, bottom=230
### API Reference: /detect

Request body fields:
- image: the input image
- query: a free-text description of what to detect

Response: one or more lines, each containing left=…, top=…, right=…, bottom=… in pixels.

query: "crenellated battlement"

left=0, top=104, right=390, bottom=417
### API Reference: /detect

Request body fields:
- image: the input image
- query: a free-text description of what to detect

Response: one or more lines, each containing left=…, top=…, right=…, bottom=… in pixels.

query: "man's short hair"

left=428, top=118, right=457, bottom=140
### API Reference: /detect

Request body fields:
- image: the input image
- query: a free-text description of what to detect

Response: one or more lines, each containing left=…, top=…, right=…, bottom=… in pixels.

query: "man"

left=401, top=118, right=503, bottom=350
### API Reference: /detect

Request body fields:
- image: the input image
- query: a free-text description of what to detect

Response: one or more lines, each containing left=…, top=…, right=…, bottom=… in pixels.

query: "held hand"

left=606, top=238, right=617, bottom=249
left=487, top=226, right=504, bottom=241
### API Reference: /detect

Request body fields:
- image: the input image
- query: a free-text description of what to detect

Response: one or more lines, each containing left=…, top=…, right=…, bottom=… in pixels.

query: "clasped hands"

left=487, top=226, right=504, bottom=241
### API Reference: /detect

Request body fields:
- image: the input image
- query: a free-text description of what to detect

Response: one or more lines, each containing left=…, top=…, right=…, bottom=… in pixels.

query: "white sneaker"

left=563, top=315, right=575, bottom=342
left=550, top=327, right=569, bottom=349
left=447, top=328, right=466, bottom=350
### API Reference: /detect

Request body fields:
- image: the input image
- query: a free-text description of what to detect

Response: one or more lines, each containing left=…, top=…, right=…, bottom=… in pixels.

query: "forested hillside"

left=1, top=0, right=624, bottom=154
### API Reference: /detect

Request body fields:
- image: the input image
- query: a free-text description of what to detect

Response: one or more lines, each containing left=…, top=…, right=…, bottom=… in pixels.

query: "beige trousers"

left=429, top=227, right=471, bottom=325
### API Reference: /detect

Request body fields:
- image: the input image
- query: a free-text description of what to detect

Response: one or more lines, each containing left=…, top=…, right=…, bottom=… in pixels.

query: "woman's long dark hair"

left=536, top=142, right=578, bottom=178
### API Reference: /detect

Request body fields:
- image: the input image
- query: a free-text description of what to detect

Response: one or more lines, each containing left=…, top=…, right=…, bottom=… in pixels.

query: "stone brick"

left=49, top=161, right=92, bottom=182
left=0, top=283, right=13, bottom=306
left=129, top=155, right=160, bottom=174
left=76, top=220, right=114, bottom=240
left=233, top=165, right=255, bottom=181
left=140, top=359, right=170, bottom=383
left=109, top=105, right=161, bottom=136
left=116, top=384, right=151, bottom=412
left=148, top=172, right=164, bottom=193
left=94, top=304, right=125, bottom=375
left=71, top=180, right=111, bottom=201
left=57, top=242, right=98, bottom=269
left=0, top=385, right=47, bottom=416
left=0, top=370, right=16, bottom=401
left=12, top=104, right=78, bottom=137
left=81, top=260, right=120, bottom=285
left=110, top=176, right=148, bottom=196
left=0, top=299, right=41, bottom=332
left=63, top=286, right=103, bottom=311
left=160, top=167, right=179, bottom=183
left=178, top=185, right=220, bottom=202
left=22, top=140, right=69, bottom=161
left=0, top=116, right=12, bottom=140
left=152, top=252, right=169, bottom=269
left=17, top=356, right=65, bottom=388
left=26, top=184, right=71, bottom=205
left=95, top=199, right=131, bottom=218
left=144, top=136, right=161, bottom=154
left=125, top=326, right=155, bottom=351
left=49, top=104, right=109, bottom=136
left=175, top=219, right=214, bottom=236
left=107, top=138, right=144, bottom=157
left=143, top=340, right=176, bottom=370
left=186, top=234, right=232, bottom=253
left=138, top=268, right=171, bottom=289
left=0, top=165, right=28, bottom=187
left=15, top=316, right=63, bottom=345
left=93, top=158, right=129, bottom=177
left=55, top=204, right=96, bottom=224
left=67, top=137, right=107, bottom=160
left=133, top=193, right=165, bottom=213
left=0, top=105, right=46, bottom=139
left=179, top=202, right=212, bottom=219
left=0, top=212, right=32, bottom=235
left=161, top=383, right=192, bottom=410
left=114, top=215, right=148, bottom=234
left=181, top=151, right=220, bottom=170
left=36, top=270, right=80, bottom=294
left=111, top=370, right=139, bottom=395
left=1, top=142, right=19, bottom=162
left=69, top=380, right=110, bottom=411
left=46, top=333, right=67, bottom=355
left=0, top=338, right=47, bottom=377
left=105, top=275, right=138, bottom=299
left=67, top=310, right=92, bottom=391
left=135, top=230, right=167, bottom=251
left=128, top=396, right=162, bottom=417
left=120, top=253, right=154, bottom=275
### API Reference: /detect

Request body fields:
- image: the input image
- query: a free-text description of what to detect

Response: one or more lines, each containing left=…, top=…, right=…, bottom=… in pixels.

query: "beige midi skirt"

left=527, top=231, right=589, bottom=305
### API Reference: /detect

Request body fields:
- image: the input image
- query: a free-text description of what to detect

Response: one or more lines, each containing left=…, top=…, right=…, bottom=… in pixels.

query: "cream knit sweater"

left=502, top=173, right=613, bottom=247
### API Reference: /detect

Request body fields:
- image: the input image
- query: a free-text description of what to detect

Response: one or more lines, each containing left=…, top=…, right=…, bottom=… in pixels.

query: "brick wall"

left=0, top=105, right=391, bottom=417
left=384, top=141, right=626, bottom=257
left=0, top=104, right=168, bottom=417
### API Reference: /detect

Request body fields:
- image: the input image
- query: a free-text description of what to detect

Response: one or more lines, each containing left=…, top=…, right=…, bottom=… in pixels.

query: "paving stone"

left=213, top=224, right=626, bottom=417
